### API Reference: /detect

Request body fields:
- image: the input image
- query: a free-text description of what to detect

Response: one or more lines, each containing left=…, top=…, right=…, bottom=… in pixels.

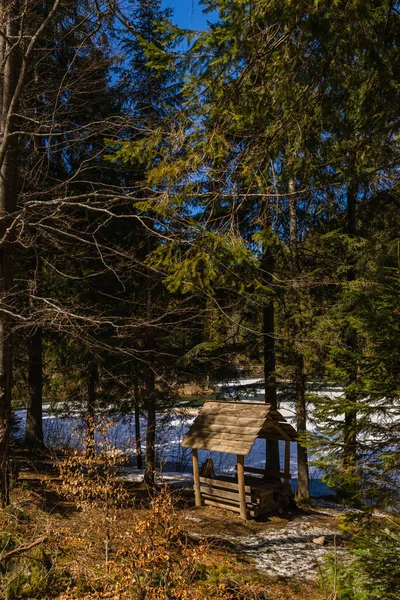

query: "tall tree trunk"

left=0, top=3, right=19, bottom=505
left=289, top=178, right=310, bottom=502
left=133, top=375, right=143, bottom=469
left=143, top=232, right=157, bottom=486
left=294, top=354, right=309, bottom=501
left=144, top=367, right=156, bottom=485
left=262, top=204, right=280, bottom=473
left=24, top=327, right=44, bottom=448
left=343, top=184, right=358, bottom=469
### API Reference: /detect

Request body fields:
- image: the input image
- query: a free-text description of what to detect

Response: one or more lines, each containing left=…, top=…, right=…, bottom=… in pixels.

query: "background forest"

left=0, top=1, right=399, bottom=599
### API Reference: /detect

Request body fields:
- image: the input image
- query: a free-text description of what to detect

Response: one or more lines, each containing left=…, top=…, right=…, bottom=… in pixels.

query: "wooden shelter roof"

left=181, top=401, right=297, bottom=456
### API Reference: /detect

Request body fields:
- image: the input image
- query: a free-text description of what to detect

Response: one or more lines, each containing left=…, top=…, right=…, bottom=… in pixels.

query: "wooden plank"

left=182, top=440, right=253, bottom=454
left=198, top=405, right=268, bottom=420
left=199, top=476, right=251, bottom=493
left=202, top=401, right=269, bottom=412
left=203, top=498, right=241, bottom=513
left=198, top=405, right=267, bottom=414
left=196, top=409, right=266, bottom=421
left=200, top=486, right=255, bottom=503
left=192, top=449, right=202, bottom=507
left=193, top=415, right=265, bottom=427
left=183, top=431, right=257, bottom=444
left=237, top=455, right=247, bottom=521
left=183, top=439, right=256, bottom=453
left=200, top=484, right=257, bottom=502
left=182, top=434, right=259, bottom=446
left=185, top=423, right=262, bottom=436
left=202, top=495, right=259, bottom=513
left=203, top=498, right=257, bottom=517
left=183, top=434, right=259, bottom=446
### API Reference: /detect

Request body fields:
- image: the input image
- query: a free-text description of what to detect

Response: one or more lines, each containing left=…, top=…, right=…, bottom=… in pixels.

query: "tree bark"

left=144, top=231, right=157, bottom=486
left=343, top=184, right=358, bottom=468
left=133, top=375, right=143, bottom=469
left=262, top=203, right=280, bottom=474
left=0, top=2, right=19, bottom=505
left=24, top=327, right=44, bottom=448
left=289, top=177, right=310, bottom=502
left=144, top=367, right=156, bottom=486
left=294, top=354, right=309, bottom=501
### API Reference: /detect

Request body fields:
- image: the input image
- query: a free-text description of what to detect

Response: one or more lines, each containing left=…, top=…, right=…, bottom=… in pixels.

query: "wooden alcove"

left=181, top=401, right=297, bottom=520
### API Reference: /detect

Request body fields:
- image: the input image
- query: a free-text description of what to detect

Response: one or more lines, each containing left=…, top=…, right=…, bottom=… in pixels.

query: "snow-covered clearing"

left=14, top=393, right=334, bottom=496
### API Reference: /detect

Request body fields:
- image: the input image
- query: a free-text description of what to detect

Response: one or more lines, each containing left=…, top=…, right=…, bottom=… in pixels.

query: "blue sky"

left=162, top=0, right=216, bottom=30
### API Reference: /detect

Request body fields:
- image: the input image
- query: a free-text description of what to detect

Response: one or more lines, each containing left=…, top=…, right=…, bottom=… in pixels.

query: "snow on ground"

left=235, top=516, right=346, bottom=579
left=15, top=379, right=342, bottom=496
left=14, top=402, right=334, bottom=496
left=121, top=470, right=194, bottom=484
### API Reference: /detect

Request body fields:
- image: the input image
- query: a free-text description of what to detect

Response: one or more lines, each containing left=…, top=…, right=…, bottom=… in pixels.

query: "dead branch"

left=0, top=536, right=47, bottom=563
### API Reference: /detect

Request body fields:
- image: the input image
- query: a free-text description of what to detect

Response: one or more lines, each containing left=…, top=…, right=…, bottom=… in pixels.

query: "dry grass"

left=0, top=470, right=325, bottom=600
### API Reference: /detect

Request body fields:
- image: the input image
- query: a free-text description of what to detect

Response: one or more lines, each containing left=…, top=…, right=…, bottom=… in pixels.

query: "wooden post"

left=284, top=440, right=291, bottom=485
left=237, top=455, right=247, bottom=521
left=192, top=448, right=202, bottom=507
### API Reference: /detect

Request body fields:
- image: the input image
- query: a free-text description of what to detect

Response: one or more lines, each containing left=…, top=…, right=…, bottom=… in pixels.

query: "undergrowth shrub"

left=110, top=486, right=268, bottom=600
left=319, top=514, right=400, bottom=600
left=0, top=502, right=73, bottom=600
left=115, top=485, right=208, bottom=599
left=56, top=416, right=128, bottom=565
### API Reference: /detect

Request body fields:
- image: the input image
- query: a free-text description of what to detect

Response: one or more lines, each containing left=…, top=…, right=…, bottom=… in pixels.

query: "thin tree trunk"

left=0, top=4, right=19, bottom=505
left=144, top=367, right=156, bottom=485
left=144, top=232, right=157, bottom=486
left=262, top=203, right=280, bottom=474
left=289, top=177, right=310, bottom=502
left=294, top=354, right=309, bottom=501
left=133, top=375, right=143, bottom=469
left=343, top=184, right=358, bottom=468
left=24, top=327, right=44, bottom=448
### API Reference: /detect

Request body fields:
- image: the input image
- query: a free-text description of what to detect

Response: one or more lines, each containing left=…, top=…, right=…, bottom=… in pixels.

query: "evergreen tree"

left=111, top=0, right=184, bottom=484
left=133, top=0, right=400, bottom=504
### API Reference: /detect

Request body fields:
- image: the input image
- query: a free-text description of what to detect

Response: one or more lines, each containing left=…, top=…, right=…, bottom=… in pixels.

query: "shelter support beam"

left=192, top=448, right=202, bottom=507
left=237, top=454, right=247, bottom=520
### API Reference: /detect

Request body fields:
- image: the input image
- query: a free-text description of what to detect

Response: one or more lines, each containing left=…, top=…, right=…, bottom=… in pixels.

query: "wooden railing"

left=199, top=476, right=258, bottom=515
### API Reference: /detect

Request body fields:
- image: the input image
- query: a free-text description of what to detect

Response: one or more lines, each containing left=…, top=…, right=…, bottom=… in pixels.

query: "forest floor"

left=0, top=451, right=358, bottom=600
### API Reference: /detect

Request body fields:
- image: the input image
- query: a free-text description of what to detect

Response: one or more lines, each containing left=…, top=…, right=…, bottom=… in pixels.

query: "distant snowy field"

left=14, top=378, right=340, bottom=497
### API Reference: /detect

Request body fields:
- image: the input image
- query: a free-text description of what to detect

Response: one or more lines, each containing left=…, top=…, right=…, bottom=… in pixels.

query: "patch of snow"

left=121, top=470, right=194, bottom=486
left=235, top=521, right=345, bottom=580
